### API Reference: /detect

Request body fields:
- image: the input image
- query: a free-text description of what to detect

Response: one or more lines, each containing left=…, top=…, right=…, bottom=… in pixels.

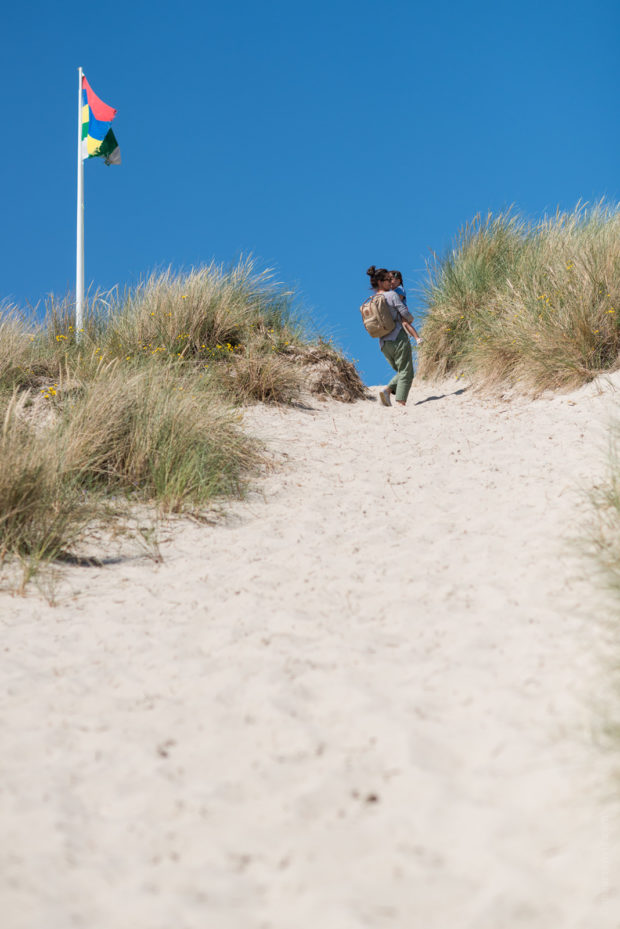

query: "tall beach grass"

left=0, top=392, right=94, bottom=566
left=60, top=362, right=258, bottom=508
left=417, top=202, right=620, bottom=649
left=418, top=203, right=620, bottom=393
left=0, top=259, right=365, bottom=579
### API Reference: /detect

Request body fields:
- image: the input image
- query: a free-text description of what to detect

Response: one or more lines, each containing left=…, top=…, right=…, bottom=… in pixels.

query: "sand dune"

left=1, top=375, right=619, bottom=928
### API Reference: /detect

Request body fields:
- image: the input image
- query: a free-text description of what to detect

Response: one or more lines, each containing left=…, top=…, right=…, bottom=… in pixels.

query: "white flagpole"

left=76, top=66, right=84, bottom=340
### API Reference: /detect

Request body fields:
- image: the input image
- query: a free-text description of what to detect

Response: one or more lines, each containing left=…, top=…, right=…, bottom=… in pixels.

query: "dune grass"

left=417, top=203, right=620, bottom=393
left=100, top=260, right=300, bottom=361
left=60, top=361, right=258, bottom=508
left=0, top=305, right=40, bottom=392
left=0, top=392, right=96, bottom=576
left=0, top=259, right=364, bottom=580
left=0, top=364, right=257, bottom=581
left=417, top=202, right=620, bottom=624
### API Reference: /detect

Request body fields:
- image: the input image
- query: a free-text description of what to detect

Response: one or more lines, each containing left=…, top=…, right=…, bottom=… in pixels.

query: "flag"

left=81, top=75, right=121, bottom=165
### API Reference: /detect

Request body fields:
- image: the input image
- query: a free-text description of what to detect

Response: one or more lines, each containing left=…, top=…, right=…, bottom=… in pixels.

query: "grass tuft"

left=417, top=203, right=620, bottom=393
left=0, top=393, right=94, bottom=569
left=60, top=362, right=258, bottom=510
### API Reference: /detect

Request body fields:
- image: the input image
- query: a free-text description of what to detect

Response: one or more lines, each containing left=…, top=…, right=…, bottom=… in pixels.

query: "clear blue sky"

left=2, top=0, right=618, bottom=384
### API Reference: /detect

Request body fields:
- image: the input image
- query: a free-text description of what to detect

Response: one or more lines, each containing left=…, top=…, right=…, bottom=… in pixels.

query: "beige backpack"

left=360, top=293, right=396, bottom=338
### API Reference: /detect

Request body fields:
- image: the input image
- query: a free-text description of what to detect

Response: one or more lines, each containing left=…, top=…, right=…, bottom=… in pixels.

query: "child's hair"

left=366, top=265, right=391, bottom=289
left=390, top=270, right=403, bottom=286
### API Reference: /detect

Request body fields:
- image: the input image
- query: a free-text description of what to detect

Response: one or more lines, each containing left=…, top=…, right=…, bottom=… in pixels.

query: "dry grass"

left=418, top=203, right=620, bottom=393
left=0, top=393, right=94, bottom=570
left=219, top=352, right=304, bottom=403
left=283, top=340, right=369, bottom=402
left=60, top=361, right=258, bottom=510
left=93, top=258, right=303, bottom=367
left=0, top=260, right=364, bottom=580
left=0, top=305, right=39, bottom=391
left=0, top=363, right=258, bottom=581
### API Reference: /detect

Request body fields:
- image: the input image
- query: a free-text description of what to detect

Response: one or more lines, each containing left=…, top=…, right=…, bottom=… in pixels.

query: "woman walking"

left=366, top=265, right=415, bottom=407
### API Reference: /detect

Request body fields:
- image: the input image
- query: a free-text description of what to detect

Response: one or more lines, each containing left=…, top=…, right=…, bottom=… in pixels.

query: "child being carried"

left=390, top=270, right=423, bottom=346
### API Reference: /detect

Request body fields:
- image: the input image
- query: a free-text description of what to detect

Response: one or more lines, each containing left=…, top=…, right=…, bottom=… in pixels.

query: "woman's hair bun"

left=366, top=265, right=376, bottom=277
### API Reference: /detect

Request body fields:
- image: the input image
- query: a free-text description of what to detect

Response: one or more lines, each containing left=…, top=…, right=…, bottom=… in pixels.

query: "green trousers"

left=381, top=329, right=414, bottom=403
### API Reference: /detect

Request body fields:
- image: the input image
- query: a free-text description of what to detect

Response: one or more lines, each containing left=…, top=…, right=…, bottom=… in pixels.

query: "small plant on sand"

left=215, top=352, right=304, bottom=404
left=0, top=393, right=95, bottom=580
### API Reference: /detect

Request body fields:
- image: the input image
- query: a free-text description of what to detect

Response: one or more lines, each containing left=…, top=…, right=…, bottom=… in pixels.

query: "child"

left=390, top=271, right=424, bottom=345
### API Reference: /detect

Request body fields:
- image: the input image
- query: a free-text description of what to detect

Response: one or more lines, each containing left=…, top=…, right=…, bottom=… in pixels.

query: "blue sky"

left=1, top=0, right=618, bottom=384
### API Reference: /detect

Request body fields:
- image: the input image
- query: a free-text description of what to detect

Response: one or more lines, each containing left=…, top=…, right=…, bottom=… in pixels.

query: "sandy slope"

left=1, top=375, right=619, bottom=929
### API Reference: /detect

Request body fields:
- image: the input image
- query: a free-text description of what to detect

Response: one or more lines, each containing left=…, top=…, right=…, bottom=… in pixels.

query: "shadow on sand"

left=53, top=552, right=158, bottom=568
left=414, top=387, right=468, bottom=406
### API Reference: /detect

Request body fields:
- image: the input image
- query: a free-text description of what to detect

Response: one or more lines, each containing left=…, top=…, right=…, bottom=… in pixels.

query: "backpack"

left=360, top=293, right=396, bottom=338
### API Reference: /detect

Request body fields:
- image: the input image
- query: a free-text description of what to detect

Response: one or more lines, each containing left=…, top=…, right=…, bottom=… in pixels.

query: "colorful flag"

left=81, top=75, right=121, bottom=165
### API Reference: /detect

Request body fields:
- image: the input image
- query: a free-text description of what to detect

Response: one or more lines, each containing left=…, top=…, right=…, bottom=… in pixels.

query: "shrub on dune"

left=0, top=393, right=92, bottom=568
left=60, top=362, right=258, bottom=510
left=0, top=258, right=364, bottom=580
left=99, top=258, right=303, bottom=367
left=418, top=203, right=620, bottom=392
left=281, top=340, right=369, bottom=402
left=217, top=352, right=304, bottom=404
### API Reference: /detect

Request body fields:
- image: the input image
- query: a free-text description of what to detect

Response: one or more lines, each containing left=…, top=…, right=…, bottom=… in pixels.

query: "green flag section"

left=97, top=128, right=121, bottom=165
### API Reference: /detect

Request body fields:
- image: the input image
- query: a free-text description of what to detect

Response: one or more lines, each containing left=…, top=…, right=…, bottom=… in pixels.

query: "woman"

left=366, top=265, right=415, bottom=407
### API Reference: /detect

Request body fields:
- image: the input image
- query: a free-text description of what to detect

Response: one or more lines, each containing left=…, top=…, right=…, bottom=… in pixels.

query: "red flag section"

left=82, top=76, right=117, bottom=122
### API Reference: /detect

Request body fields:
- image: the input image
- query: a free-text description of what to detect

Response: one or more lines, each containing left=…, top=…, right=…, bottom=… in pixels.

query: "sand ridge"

left=1, top=375, right=619, bottom=928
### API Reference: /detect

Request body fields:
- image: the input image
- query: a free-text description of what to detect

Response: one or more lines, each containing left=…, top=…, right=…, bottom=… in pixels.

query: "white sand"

left=1, top=375, right=620, bottom=928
